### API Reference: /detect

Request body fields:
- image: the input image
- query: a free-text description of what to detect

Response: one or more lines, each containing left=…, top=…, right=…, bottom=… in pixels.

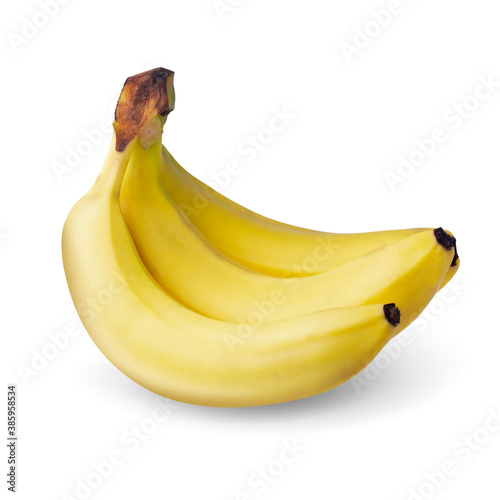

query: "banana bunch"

left=62, top=68, right=459, bottom=407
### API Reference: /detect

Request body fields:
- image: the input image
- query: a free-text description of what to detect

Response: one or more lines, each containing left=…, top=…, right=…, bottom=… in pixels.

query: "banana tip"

left=434, top=227, right=459, bottom=267
left=383, top=304, right=401, bottom=326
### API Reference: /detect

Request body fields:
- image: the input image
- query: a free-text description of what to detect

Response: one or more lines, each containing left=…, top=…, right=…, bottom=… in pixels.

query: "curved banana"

left=61, top=67, right=460, bottom=406
left=121, top=137, right=456, bottom=326
left=158, top=145, right=459, bottom=287
left=62, top=131, right=403, bottom=406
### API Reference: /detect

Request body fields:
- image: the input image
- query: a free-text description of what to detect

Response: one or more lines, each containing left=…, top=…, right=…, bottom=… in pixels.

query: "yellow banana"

left=121, top=136, right=456, bottom=327
left=159, top=145, right=459, bottom=287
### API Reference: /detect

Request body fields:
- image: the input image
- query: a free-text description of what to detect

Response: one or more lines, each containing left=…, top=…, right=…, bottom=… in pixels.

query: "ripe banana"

left=158, top=145, right=459, bottom=288
left=62, top=129, right=403, bottom=406
left=61, top=67, right=460, bottom=406
left=120, top=133, right=456, bottom=326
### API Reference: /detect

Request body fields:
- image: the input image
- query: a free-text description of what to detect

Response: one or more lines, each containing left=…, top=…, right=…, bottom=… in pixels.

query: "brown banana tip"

left=383, top=303, right=401, bottom=327
left=114, top=67, right=175, bottom=152
left=434, top=227, right=459, bottom=267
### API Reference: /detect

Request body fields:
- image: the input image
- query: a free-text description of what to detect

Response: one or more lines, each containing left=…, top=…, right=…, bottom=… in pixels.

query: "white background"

left=2, top=0, right=500, bottom=499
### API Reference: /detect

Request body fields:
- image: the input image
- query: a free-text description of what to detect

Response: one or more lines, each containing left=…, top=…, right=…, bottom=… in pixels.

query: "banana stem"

left=113, top=67, right=175, bottom=152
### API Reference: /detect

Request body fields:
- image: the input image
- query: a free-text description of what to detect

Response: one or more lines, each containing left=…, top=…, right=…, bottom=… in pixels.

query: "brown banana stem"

left=114, top=67, right=175, bottom=152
